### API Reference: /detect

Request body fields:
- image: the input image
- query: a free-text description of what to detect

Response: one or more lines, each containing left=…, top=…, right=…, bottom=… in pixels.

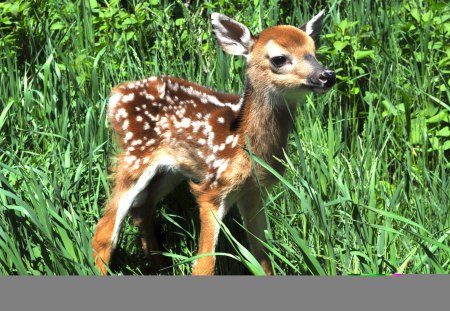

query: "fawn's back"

left=107, top=76, right=251, bottom=190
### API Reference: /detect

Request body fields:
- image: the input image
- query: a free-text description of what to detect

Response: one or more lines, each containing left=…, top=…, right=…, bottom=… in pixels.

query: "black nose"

left=318, top=70, right=336, bottom=87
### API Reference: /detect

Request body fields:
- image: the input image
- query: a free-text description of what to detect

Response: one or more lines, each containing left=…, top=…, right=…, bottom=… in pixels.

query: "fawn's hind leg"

left=130, top=208, right=167, bottom=273
left=129, top=170, right=185, bottom=274
left=92, top=187, right=126, bottom=275
left=93, top=163, right=165, bottom=275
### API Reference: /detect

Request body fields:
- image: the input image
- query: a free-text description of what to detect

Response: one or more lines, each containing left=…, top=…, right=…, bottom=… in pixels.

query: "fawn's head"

left=211, top=11, right=335, bottom=99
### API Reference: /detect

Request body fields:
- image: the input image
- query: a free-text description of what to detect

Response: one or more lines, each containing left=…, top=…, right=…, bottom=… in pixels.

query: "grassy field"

left=0, top=0, right=449, bottom=275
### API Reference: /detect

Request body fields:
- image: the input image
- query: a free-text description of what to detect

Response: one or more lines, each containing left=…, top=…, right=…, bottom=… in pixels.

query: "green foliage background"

left=0, top=0, right=449, bottom=275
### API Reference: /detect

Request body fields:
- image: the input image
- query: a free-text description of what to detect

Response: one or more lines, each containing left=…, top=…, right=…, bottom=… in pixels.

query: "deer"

left=92, top=10, right=336, bottom=276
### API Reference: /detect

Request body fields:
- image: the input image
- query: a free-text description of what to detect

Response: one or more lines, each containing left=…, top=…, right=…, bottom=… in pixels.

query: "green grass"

left=0, top=0, right=449, bottom=275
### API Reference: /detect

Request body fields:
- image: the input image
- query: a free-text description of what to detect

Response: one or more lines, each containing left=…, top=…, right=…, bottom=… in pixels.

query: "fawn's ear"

left=300, top=10, right=326, bottom=41
left=211, top=13, right=254, bottom=57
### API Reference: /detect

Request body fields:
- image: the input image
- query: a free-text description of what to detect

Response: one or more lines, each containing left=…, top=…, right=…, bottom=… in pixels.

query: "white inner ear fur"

left=305, top=9, right=325, bottom=36
left=239, top=25, right=252, bottom=46
left=218, top=38, right=248, bottom=55
left=211, top=13, right=253, bottom=56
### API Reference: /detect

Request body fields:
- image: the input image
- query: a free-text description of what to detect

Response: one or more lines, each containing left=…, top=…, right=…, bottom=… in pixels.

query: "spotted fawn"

left=93, top=10, right=336, bottom=275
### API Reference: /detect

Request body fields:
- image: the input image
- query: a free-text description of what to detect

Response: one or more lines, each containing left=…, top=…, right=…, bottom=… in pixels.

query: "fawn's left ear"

left=300, top=10, right=326, bottom=41
left=211, top=13, right=254, bottom=57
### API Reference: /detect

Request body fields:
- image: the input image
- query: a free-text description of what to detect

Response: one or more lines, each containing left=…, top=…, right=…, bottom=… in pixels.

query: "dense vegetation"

left=0, top=0, right=449, bottom=275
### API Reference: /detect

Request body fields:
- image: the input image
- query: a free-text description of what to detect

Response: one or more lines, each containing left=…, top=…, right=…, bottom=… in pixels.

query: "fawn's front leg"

left=237, top=192, right=273, bottom=275
left=191, top=193, right=227, bottom=276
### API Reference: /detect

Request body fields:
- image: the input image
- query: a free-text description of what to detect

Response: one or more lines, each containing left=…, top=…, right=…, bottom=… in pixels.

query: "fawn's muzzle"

left=309, top=70, right=336, bottom=89
left=318, top=70, right=336, bottom=88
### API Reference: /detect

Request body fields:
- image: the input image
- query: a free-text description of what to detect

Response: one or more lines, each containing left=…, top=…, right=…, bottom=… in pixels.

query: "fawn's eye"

left=270, top=55, right=288, bottom=68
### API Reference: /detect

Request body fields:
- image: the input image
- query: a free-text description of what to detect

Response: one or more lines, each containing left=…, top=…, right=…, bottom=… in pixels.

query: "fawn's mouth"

left=311, top=85, right=333, bottom=94
left=301, top=84, right=333, bottom=94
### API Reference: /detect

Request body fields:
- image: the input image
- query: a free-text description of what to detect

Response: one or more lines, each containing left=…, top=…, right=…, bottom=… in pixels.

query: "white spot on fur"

left=216, top=159, right=230, bottom=180
left=179, top=84, right=242, bottom=111
left=217, top=117, right=224, bottom=124
left=197, top=150, right=205, bottom=158
left=163, top=132, right=172, bottom=140
left=116, top=108, right=128, bottom=121
left=108, top=92, right=123, bottom=117
left=122, top=93, right=135, bottom=103
left=125, top=132, right=133, bottom=141
left=136, top=116, right=143, bottom=122
left=232, top=135, right=239, bottom=148
left=166, top=96, right=174, bottom=105
left=145, top=93, right=155, bottom=100
left=132, top=159, right=141, bottom=171
left=168, top=80, right=180, bottom=92
left=145, top=139, right=156, bottom=146
left=157, top=81, right=166, bottom=96
left=122, top=119, right=129, bottom=130
left=207, top=131, right=215, bottom=149
left=206, top=154, right=215, bottom=164
left=213, top=158, right=225, bottom=169
left=125, top=155, right=136, bottom=164
left=180, top=118, right=191, bottom=128
left=191, top=120, right=203, bottom=133
left=225, top=135, right=234, bottom=144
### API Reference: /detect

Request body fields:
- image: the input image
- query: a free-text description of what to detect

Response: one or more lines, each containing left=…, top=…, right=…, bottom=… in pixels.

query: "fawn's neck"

left=239, top=80, right=301, bottom=167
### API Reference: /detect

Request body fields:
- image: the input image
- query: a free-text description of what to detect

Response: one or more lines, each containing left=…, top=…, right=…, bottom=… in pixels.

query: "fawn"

left=93, top=10, right=336, bottom=275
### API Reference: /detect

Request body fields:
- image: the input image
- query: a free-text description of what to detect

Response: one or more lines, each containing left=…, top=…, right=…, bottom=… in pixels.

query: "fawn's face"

left=211, top=11, right=336, bottom=97
left=249, top=26, right=335, bottom=94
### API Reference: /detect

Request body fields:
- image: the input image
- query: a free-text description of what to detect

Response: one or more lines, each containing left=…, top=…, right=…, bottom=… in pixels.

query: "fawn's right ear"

left=299, top=10, right=326, bottom=41
left=211, top=13, right=254, bottom=57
